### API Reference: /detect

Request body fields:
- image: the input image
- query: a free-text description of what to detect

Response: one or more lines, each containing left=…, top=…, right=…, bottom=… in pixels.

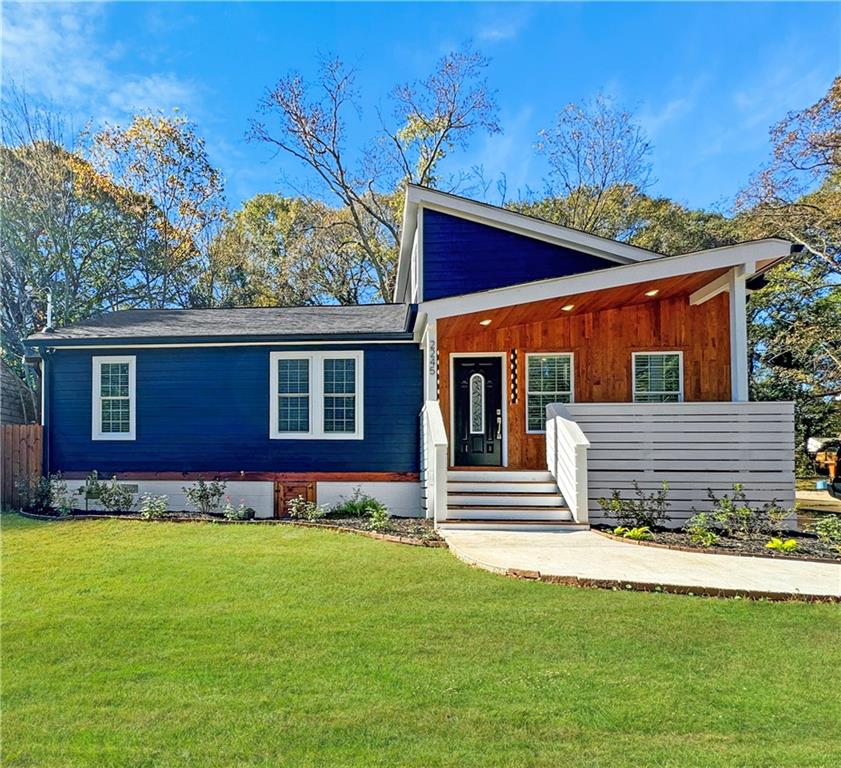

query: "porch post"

left=422, top=318, right=438, bottom=401
left=728, top=266, right=749, bottom=402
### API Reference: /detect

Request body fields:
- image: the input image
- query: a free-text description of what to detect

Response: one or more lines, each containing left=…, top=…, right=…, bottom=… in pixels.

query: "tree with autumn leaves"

left=1, top=61, right=838, bottom=464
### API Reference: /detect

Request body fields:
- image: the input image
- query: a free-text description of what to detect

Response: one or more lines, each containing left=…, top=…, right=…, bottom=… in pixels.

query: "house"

left=26, top=185, right=797, bottom=527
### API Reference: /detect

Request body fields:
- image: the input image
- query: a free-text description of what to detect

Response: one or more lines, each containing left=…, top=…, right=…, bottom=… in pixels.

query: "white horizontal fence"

left=421, top=401, right=448, bottom=524
left=545, top=403, right=590, bottom=523
left=564, top=401, right=796, bottom=527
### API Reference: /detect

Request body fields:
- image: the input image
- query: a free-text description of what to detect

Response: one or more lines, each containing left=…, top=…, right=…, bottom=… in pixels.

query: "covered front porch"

left=417, top=251, right=796, bottom=528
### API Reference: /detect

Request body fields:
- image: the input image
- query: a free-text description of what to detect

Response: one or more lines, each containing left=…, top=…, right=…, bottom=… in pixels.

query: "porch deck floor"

left=441, top=529, right=841, bottom=598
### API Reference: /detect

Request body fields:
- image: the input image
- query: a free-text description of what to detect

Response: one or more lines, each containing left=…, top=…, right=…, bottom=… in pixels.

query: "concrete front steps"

left=438, top=470, right=587, bottom=531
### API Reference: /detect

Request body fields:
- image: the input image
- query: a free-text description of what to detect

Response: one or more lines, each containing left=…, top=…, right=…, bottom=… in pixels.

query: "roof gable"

left=394, top=185, right=664, bottom=302
left=422, top=209, right=618, bottom=301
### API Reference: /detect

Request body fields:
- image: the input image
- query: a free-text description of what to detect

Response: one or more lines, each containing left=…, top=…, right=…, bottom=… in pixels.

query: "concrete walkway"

left=442, top=529, right=841, bottom=599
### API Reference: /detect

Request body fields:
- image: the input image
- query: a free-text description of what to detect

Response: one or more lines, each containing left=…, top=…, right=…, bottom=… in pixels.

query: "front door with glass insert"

left=453, top=356, right=503, bottom=466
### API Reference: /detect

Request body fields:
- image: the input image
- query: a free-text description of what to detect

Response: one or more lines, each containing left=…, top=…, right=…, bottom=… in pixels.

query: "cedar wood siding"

left=47, top=343, right=422, bottom=475
left=422, top=209, right=617, bottom=301
left=438, top=292, right=732, bottom=469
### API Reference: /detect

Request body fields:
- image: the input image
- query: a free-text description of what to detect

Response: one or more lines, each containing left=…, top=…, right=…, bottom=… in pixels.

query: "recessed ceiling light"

left=479, top=318, right=492, bottom=326
left=645, top=289, right=659, bottom=297
left=561, top=304, right=575, bottom=312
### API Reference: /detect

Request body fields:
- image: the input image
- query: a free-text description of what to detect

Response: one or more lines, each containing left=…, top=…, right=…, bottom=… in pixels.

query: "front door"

left=453, top=356, right=503, bottom=466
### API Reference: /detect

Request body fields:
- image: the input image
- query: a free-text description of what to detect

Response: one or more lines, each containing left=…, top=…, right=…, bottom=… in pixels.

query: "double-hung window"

left=92, top=356, right=136, bottom=440
left=270, top=351, right=363, bottom=439
left=632, top=352, right=683, bottom=402
left=526, top=353, right=574, bottom=433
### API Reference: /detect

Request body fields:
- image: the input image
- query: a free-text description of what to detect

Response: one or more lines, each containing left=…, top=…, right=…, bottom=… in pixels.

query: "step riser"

left=447, top=482, right=559, bottom=494
left=439, top=522, right=586, bottom=532
left=447, top=471, right=554, bottom=483
left=443, top=509, right=572, bottom=521
left=448, top=495, right=566, bottom=508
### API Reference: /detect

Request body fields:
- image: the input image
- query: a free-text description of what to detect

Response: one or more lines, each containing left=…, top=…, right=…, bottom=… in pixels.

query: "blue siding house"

left=28, top=185, right=797, bottom=524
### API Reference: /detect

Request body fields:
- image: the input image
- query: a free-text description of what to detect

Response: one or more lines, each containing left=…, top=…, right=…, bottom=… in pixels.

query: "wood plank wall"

left=1, top=425, right=43, bottom=508
left=438, top=293, right=731, bottom=469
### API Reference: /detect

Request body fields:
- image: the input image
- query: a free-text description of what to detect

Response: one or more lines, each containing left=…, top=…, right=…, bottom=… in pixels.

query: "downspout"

left=41, top=347, right=51, bottom=477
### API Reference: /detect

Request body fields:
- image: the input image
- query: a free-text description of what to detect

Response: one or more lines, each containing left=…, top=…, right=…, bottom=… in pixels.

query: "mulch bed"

left=594, top=527, right=840, bottom=563
left=15, top=510, right=445, bottom=547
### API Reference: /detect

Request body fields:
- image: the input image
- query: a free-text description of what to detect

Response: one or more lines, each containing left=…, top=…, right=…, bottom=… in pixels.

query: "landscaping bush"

left=598, top=481, right=671, bottom=528
left=138, top=494, right=169, bottom=520
left=222, top=498, right=255, bottom=521
left=367, top=504, right=391, bottom=532
left=612, top=525, right=653, bottom=541
left=812, top=514, right=841, bottom=550
left=15, top=474, right=71, bottom=516
left=701, top=484, right=791, bottom=537
left=329, top=487, right=387, bottom=518
left=684, top=512, right=719, bottom=547
left=99, top=477, right=135, bottom=513
left=766, top=537, right=798, bottom=553
left=287, top=496, right=329, bottom=521
left=182, top=479, right=227, bottom=516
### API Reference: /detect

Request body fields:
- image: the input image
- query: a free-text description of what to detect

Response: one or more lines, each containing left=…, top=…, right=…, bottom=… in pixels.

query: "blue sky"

left=3, top=2, right=838, bottom=212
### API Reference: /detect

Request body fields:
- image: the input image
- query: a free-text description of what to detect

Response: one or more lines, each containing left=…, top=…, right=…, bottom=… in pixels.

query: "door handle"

left=496, top=412, right=502, bottom=440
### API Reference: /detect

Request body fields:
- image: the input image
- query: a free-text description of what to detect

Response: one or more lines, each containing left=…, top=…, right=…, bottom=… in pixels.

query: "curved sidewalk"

left=442, top=529, right=841, bottom=600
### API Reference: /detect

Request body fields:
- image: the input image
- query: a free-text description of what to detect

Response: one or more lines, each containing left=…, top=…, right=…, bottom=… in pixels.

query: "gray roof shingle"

left=28, top=304, right=414, bottom=343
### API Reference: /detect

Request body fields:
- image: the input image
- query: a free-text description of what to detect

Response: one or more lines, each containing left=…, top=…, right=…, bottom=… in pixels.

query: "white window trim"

left=269, top=351, right=364, bottom=440
left=525, top=352, right=575, bottom=434
left=92, top=355, right=136, bottom=441
left=632, top=351, right=684, bottom=403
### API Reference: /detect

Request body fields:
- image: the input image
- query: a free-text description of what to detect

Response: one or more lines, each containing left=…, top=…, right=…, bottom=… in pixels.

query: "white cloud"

left=1, top=3, right=199, bottom=127
left=476, top=7, right=531, bottom=44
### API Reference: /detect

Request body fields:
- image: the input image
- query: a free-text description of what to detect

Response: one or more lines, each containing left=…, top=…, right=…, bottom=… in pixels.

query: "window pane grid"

left=526, top=355, right=572, bottom=432
left=324, top=395, right=356, bottom=433
left=634, top=354, right=682, bottom=403
left=324, top=358, right=356, bottom=394
left=99, top=362, right=131, bottom=433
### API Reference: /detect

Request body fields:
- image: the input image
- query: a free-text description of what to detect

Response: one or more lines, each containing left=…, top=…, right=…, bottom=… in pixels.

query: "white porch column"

left=728, top=266, right=749, bottom=402
left=422, top=318, right=438, bottom=401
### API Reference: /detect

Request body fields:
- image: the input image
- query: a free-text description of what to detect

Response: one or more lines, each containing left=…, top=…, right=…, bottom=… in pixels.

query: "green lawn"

left=2, top=514, right=840, bottom=768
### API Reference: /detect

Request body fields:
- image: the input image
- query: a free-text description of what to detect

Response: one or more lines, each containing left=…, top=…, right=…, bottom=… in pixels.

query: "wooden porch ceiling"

left=436, top=267, right=730, bottom=338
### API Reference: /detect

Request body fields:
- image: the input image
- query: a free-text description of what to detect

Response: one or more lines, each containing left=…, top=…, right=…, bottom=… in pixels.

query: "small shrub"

left=99, top=477, right=135, bottom=513
left=15, top=474, right=71, bottom=515
left=47, top=474, right=73, bottom=517
left=15, top=475, right=52, bottom=514
left=703, top=484, right=791, bottom=537
left=813, top=514, right=841, bottom=547
left=598, top=481, right=671, bottom=528
left=287, top=496, right=328, bottom=521
left=222, top=498, right=254, bottom=521
left=367, top=504, right=391, bottom=532
left=684, top=512, right=719, bottom=547
left=613, top=525, right=653, bottom=541
left=138, top=494, right=168, bottom=520
left=766, top=537, right=798, bottom=553
left=183, top=479, right=227, bottom=516
left=330, top=487, right=380, bottom=518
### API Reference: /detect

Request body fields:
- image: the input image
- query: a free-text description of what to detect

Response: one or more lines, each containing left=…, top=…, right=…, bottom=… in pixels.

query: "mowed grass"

left=2, top=514, right=840, bottom=768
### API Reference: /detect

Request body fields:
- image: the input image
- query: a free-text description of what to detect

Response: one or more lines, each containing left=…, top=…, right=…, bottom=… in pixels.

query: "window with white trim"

left=92, top=356, right=136, bottom=440
left=526, top=353, right=574, bottom=433
left=633, top=352, right=683, bottom=403
left=270, top=351, right=363, bottom=439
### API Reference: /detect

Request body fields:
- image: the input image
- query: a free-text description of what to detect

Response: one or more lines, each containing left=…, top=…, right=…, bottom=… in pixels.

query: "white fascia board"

left=420, top=238, right=792, bottom=320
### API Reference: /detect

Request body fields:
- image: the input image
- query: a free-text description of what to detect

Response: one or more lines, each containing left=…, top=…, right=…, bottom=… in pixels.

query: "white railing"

left=421, top=401, right=448, bottom=525
left=545, top=403, right=591, bottom=524
left=565, top=401, right=796, bottom=526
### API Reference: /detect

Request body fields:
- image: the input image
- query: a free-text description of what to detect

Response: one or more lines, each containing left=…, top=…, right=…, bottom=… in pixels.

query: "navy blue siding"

left=48, top=344, right=422, bottom=474
left=422, top=209, right=615, bottom=301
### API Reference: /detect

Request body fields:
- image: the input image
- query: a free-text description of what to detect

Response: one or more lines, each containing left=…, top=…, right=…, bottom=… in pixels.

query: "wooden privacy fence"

left=564, top=401, right=796, bottom=526
left=1, top=425, right=43, bottom=508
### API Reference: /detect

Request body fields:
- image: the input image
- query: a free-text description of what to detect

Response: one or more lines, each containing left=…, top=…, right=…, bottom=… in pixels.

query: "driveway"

left=442, top=529, right=841, bottom=599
